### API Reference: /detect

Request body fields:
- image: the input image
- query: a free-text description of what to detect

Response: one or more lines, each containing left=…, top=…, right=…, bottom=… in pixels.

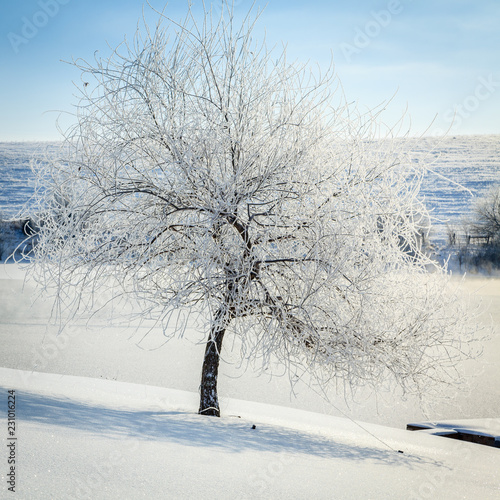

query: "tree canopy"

left=27, top=2, right=478, bottom=416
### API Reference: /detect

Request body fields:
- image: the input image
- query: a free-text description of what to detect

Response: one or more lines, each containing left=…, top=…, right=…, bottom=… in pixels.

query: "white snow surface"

left=0, top=263, right=499, bottom=499
left=1, top=367, right=500, bottom=500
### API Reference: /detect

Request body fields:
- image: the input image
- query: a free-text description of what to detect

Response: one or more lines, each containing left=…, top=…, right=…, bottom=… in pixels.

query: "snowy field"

left=1, top=367, right=500, bottom=500
left=413, top=135, right=500, bottom=246
left=0, top=264, right=499, bottom=498
left=1, top=135, right=499, bottom=241
left=1, top=136, right=499, bottom=498
left=0, top=142, right=59, bottom=219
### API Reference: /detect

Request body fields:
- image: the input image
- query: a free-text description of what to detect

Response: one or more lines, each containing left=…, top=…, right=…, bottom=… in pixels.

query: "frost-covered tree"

left=470, top=185, right=500, bottom=243
left=28, top=2, right=477, bottom=416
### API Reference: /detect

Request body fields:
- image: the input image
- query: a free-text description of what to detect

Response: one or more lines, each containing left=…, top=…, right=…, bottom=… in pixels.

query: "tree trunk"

left=198, top=319, right=227, bottom=417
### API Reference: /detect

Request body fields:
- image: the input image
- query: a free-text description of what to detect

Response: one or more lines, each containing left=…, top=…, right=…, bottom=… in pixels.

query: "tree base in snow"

left=198, top=406, right=221, bottom=417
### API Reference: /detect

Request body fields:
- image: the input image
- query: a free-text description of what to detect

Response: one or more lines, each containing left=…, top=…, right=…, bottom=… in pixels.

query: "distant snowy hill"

left=1, top=136, right=498, bottom=223
left=415, top=135, right=500, bottom=246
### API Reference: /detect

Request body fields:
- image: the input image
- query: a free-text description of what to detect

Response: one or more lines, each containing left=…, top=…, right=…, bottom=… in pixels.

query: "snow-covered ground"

left=1, top=367, right=500, bottom=500
left=1, top=264, right=499, bottom=428
left=0, top=262, right=499, bottom=498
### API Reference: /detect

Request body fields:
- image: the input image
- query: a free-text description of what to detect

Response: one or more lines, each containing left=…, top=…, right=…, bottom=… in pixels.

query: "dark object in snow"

left=407, top=421, right=500, bottom=449
left=251, top=425, right=256, bottom=430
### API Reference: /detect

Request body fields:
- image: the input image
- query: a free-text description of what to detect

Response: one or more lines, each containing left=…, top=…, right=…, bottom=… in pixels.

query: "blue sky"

left=0, top=0, right=499, bottom=141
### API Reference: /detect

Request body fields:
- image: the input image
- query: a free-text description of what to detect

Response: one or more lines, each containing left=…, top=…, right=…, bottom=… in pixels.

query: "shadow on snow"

left=12, top=387, right=440, bottom=469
